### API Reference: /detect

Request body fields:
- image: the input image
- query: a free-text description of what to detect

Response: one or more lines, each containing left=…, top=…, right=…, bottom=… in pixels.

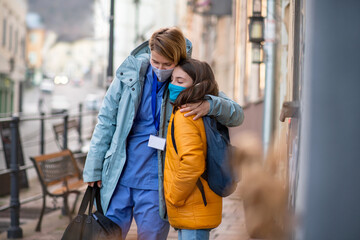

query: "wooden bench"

left=30, top=149, right=86, bottom=232
left=52, top=119, right=89, bottom=171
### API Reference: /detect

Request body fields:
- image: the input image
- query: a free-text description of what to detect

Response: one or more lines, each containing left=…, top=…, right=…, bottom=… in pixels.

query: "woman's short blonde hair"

left=149, top=27, right=187, bottom=65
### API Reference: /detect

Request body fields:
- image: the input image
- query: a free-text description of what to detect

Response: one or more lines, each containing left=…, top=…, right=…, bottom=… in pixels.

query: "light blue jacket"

left=83, top=39, right=244, bottom=219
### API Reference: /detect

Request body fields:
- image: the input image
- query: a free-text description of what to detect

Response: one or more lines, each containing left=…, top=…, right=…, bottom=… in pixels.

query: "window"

left=28, top=51, right=37, bottom=65
left=9, top=24, right=12, bottom=51
left=2, top=19, right=6, bottom=47
left=30, top=33, right=38, bottom=43
left=14, top=30, right=18, bottom=54
left=21, top=37, right=25, bottom=57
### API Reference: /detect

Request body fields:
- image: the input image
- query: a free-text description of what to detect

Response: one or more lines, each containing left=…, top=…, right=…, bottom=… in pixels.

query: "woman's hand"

left=180, top=101, right=210, bottom=120
left=87, top=181, right=102, bottom=188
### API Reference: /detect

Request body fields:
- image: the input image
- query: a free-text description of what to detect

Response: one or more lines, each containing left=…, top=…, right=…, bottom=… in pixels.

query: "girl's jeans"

left=178, top=229, right=210, bottom=240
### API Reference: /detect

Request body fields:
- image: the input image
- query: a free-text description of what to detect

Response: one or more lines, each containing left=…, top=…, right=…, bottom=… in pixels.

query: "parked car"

left=84, top=93, right=103, bottom=111
left=39, top=79, right=54, bottom=93
left=51, top=95, right=70, bottom=114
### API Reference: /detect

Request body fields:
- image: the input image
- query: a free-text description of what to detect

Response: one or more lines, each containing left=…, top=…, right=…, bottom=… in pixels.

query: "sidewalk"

left=0, top=178, right=250, bottom=240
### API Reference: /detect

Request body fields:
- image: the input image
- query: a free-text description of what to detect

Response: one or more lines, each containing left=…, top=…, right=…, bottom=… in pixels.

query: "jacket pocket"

left=104, top=149, right=114, bottom=159
left=103, top=151, right=114, bottom=176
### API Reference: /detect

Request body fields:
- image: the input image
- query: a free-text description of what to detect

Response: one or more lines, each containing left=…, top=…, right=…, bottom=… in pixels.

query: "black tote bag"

left=61, top=185, right=122, bottom=240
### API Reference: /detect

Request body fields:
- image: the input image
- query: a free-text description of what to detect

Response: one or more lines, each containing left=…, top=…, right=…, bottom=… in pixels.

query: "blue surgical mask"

left=168, top=83, right=187, bottom=102
left=152, top=65, right=174, bottom=82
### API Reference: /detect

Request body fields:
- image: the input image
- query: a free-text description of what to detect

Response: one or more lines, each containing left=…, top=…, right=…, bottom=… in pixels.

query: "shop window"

left=0, top=77, right=13, bottom=115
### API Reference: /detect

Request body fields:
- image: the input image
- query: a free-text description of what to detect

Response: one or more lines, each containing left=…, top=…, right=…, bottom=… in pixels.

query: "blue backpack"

left=171, top=116, right=238, bottom=206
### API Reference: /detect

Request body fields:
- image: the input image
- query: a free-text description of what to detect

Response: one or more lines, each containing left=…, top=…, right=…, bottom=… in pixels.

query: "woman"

left=83, top=27, right=243, bottom=240
left=164, top=58, right=223, bottom=240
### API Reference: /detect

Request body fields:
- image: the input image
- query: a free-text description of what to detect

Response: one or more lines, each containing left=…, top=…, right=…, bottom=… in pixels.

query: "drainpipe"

left=262, top=0, right=276, bottom=154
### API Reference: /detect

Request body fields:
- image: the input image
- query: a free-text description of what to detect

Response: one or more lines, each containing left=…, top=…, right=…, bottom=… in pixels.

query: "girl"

left=164, top=58, right=222, bottom=240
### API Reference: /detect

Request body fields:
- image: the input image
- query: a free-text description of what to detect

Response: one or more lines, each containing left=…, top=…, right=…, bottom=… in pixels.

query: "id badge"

left=148, top=135, right=166, bottom=151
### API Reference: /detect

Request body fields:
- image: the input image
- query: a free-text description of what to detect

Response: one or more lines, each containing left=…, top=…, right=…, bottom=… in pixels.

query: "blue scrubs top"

left=119, top=65, right=166, bottom=190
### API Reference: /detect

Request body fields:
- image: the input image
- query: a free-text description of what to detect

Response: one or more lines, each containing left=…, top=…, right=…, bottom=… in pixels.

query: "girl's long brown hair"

left=172, top=58, right=219, bottom=112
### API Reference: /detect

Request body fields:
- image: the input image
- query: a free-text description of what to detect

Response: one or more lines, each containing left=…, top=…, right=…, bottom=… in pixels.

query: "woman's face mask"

left=152, top=66, right=174, bottom=82
left=150, top=51, right=176, bottom=82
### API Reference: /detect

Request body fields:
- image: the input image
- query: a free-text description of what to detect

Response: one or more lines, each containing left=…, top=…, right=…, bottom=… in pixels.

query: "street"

left=0, top=79, right=105, bottom=180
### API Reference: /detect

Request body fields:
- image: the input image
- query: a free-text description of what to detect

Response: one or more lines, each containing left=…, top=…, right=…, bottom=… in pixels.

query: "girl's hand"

left=180, top=101, right=210, bottom=120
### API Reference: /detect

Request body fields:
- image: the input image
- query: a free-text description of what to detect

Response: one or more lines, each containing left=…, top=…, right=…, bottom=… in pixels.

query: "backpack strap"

left=196, top=179, right=207, bottom=206
left=170, top=115, right=207, bottom=206
left=171, top=117, right=178, bottom=154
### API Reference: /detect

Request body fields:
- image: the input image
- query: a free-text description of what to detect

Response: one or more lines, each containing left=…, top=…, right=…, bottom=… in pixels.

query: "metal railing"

left=0, top=104, right=97, bottom=238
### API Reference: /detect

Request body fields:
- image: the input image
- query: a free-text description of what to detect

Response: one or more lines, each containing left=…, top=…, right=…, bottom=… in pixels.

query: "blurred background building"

left=0, top=0, right=27, bottom=115
left=26, top=13, right=45, bottom=86
left=175, top=1, right=304, bottom=215
left=1, top=0, right=360, bottom=239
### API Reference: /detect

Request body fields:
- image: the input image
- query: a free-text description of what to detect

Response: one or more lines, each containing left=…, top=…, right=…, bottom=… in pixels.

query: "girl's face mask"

left=169, top=66, right=194, bottom=102
left=168, top=83, right=187, bottom=102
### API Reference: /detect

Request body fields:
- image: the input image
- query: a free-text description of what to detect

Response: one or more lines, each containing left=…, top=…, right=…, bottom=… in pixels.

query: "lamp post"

left=249, top=16, right=265, bottom=43
left=248, top=0, right=264, bottom=63
left=106, top=0, right=115, bottom=89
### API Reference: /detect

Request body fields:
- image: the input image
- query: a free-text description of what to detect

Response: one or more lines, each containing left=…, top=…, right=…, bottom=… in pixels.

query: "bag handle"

left=88, top=186, right=96, bottom=215
left=93, top=184, right=104, bottom=214
left=78, top=186, right=93, bottom=215
left=77, top=184, right=104, bottom=215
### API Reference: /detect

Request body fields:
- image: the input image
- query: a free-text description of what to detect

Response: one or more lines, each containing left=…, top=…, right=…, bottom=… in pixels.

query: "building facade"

left=176, top=0, right=305, bottom=236
left=42, top=39, right=96, bottom=85
left=93, top=0, right=109, bottom=88
left=0, top=0, right=27, bottom=115
left=25, top=13, right=45, bottom=86
left=112, top=0, right=177, bottom=72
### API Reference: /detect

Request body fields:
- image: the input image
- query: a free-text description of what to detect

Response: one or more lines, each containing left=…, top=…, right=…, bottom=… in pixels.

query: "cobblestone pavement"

left=0, top=178, right=251, bottom=240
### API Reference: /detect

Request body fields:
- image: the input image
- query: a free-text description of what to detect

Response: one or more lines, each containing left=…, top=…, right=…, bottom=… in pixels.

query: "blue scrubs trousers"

left=106, top=183, right=170, bottom=240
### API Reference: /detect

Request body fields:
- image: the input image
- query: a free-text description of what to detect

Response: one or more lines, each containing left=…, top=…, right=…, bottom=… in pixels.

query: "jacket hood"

left=130, top=38, right=193, bottom=59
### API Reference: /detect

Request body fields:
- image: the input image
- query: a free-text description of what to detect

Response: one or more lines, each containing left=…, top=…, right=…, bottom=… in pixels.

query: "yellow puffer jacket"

left=164, top=110, right=222, bottom=229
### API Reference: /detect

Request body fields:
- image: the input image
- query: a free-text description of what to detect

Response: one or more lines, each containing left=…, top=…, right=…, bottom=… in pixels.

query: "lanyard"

left=151, top=71, right=161, bottom=133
